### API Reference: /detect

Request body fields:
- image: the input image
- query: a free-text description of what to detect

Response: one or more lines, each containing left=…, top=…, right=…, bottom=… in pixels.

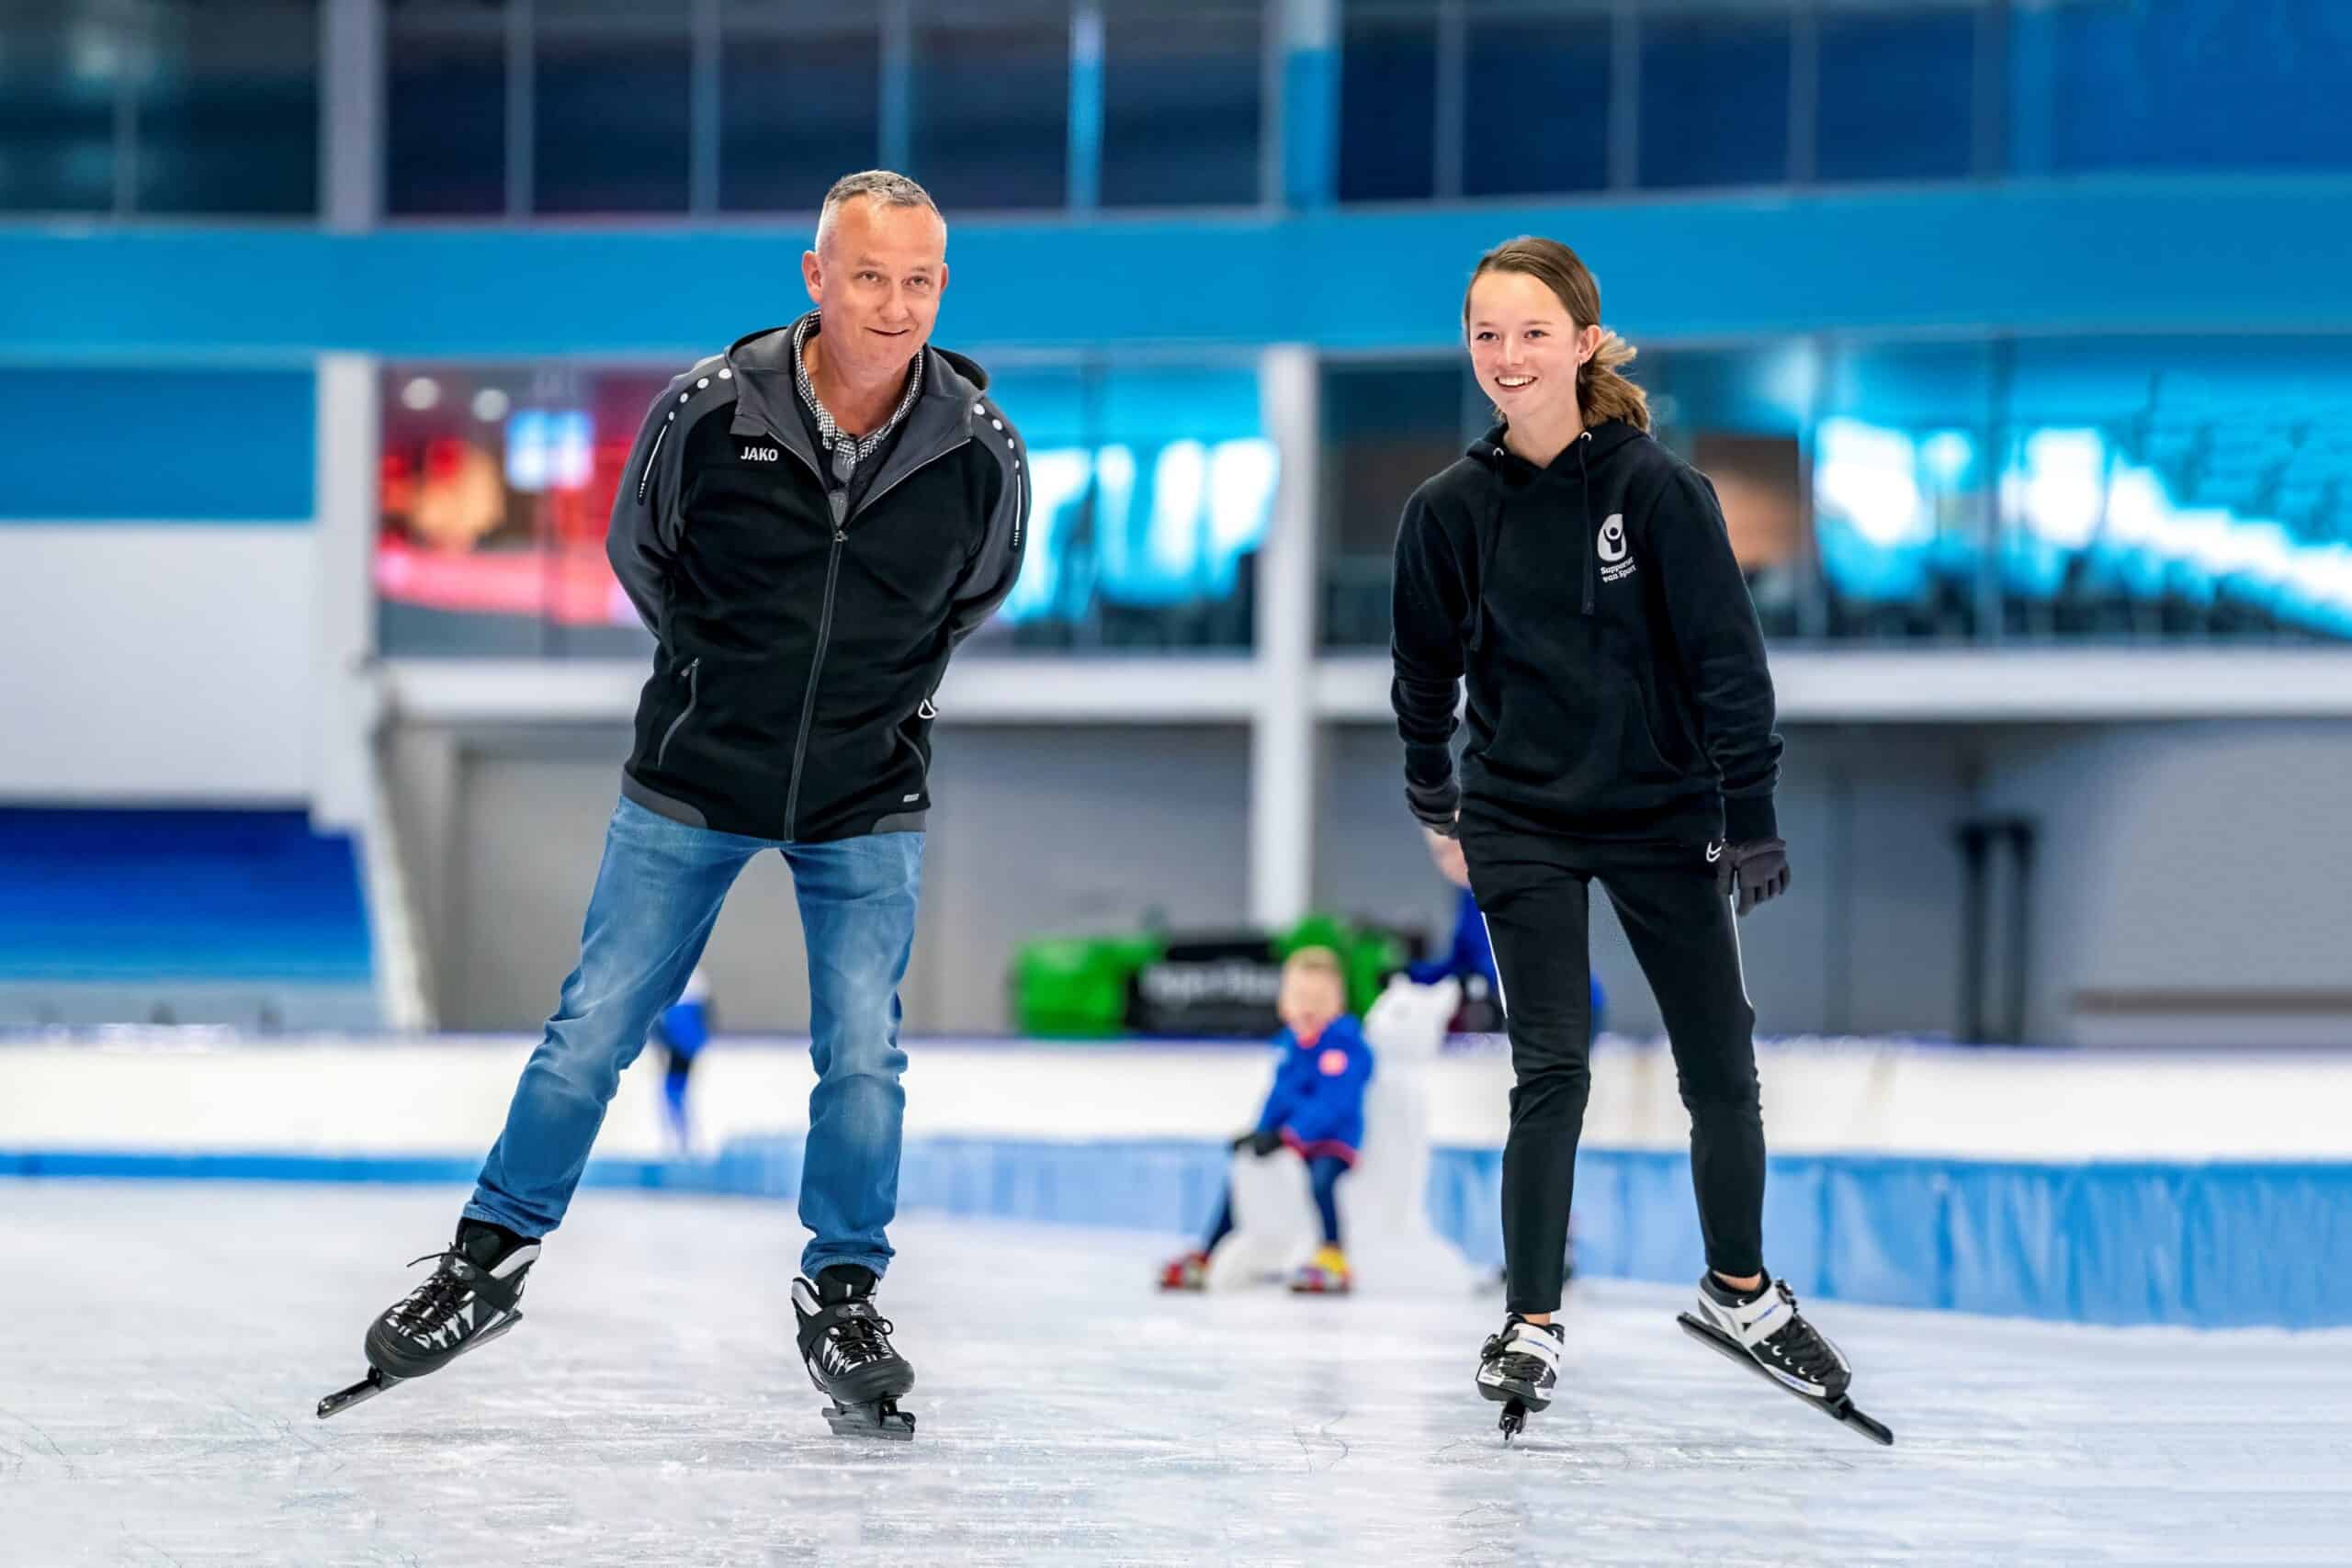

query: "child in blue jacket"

left=1159, top=946, right=1375, bottom=1294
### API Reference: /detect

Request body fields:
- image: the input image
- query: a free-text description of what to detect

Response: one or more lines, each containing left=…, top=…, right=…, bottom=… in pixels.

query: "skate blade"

left=318, top=1368, right=396, bottom=1419
left=823, top=1399, right=916, bottom=1441
left=1476, top=1367, right=1552, bottom=1412
left=318, top=1311, right=523, bottom=1421
left=1675, top=1312, right=1894, bottom=1447
left=1498, top=1398, right=1530, bottom=1441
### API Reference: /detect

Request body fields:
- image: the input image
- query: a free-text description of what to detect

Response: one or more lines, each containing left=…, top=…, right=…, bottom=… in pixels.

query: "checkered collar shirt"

left=792, top=310, right=925, bottom=486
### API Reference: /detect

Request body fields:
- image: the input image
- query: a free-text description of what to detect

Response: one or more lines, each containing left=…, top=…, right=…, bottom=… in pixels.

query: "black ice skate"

left=1677, top=1274, right=1893, bottom=1446
left=318, top=1223, right=539, bottom=1419
left=1476, top=1314, right=1562, bottom=1440
left=793, top=1267, right=915, bottom=1440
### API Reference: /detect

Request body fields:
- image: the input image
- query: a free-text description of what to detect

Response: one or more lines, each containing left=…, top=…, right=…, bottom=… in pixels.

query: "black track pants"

left=1463, top=826, right=1766, bottom=1314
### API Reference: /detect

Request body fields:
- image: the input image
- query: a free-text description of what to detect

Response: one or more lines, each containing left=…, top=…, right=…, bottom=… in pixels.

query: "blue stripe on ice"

left=4, top=1142, right=2343, bottom=1329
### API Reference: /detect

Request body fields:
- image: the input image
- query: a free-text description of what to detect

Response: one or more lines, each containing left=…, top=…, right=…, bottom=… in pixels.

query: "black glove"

left=1246, top=1128, right=1284, bottom=1158
left=1228, top=1131, right=1255, bottom=1152
left=1713, top=837, right=1791, bottom=917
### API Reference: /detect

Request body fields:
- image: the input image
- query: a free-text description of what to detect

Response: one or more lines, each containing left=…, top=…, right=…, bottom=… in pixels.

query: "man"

left=336, top=172, right=1026, bottom=1440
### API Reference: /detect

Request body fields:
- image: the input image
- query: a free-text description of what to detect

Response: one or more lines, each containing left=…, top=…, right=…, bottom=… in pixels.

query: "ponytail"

left=1577, top=330, right=1649, bottom=432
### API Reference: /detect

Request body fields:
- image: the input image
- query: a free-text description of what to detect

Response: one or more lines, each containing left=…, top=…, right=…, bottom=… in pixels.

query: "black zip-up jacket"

left=1390, top=419, right=1781, bottom=846
left=607, top=320, right=1028, bottom=841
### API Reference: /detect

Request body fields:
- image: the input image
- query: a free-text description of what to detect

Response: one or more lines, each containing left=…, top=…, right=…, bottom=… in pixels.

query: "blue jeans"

left=465, top=795, right=923, bottom=1280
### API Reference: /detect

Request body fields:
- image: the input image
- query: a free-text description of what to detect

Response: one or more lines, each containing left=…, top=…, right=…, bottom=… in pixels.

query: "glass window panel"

left=535, top=19, right=691, bottom=213
left=1100, top=2, right=1262, bottom=208
left=1336, top=9, right=1436, bottom=202
left=387, top=26, right=506, bottom=216
left=989, top=359, right=1266, bottom=649
left=2013, top=0, right=2352, bottom=175
left=718, top=18, right=879, bottom=214
left=910, top=7, right=1069, bottom=211
left=1814, top=340, right=1996, bottom=639
left=376, top=354, right=1266, bottom=656
left=1637, top=8, right=1789, bottom=189
left=1646, top=342, right=1814, bottom=637
left=1317, top=359, right=1470, bottom=649
left=1815, top=5, right=1976, bottom=183
left=376, top=361, right=665, bottom=659
left=133, top=0, right=319, bottom=215
left=0, top=7, right=118, bottom=212
left=1089, top=363, right=1266, bottom=648
left=1461, top=11, right=1611, bottom=197
left=2000, top=337, right=2352, bottom=642
left=984, top=364, right=1095, bottom=646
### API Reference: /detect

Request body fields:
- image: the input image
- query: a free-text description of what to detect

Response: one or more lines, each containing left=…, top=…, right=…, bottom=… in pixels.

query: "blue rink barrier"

left=6, top=1141, right=2343, bottom=1330
left=726, top=1137, right=2349, bottom=1331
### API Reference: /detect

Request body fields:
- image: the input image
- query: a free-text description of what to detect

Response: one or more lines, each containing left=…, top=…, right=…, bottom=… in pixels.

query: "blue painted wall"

left=0, top=367, right=314, bottom=521
left=6, top=177, right=2350, bottom=361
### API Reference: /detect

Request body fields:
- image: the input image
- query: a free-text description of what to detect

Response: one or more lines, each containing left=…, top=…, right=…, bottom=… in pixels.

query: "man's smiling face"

left=803, top=195, right=949, bottom=379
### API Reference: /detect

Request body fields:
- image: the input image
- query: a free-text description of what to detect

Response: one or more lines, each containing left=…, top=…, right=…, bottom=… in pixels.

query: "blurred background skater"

left=1408, top=821, right=1603, bottom=1038
left=650, top=968, right=713, bottom=1154
left=1159, top=947, right=1374, bottom=1295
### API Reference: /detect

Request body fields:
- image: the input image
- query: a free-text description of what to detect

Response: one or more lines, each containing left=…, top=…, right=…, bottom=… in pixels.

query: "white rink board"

left=1, top=1184, right=2346, bottom=1568
left=6, top=1032, right=2351, bottom=1162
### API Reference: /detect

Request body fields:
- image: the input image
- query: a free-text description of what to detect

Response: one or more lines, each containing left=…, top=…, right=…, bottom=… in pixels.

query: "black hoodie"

left=1389, top=419, right=1781, bottom=847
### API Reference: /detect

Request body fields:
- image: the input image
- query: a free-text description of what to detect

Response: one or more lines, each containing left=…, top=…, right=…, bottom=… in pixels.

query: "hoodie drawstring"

left=1470, top=424, right=1602, bottom=638
left=1576, top=429, right=1595, bottom=616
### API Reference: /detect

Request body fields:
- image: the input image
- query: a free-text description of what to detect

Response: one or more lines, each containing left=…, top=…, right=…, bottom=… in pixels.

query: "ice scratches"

left=0, top=1403, right=76, bottom=1477
left=1291, top=1408, right=1351, bottom=1472
left=7, top=1183, right=2351, bottom=1568
left=1451, top=1497, right=1532, bottom=1567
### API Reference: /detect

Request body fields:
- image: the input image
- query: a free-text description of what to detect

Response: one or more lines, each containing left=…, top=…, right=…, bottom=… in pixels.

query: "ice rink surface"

left=2, top=1182, right=2344, bottom=1568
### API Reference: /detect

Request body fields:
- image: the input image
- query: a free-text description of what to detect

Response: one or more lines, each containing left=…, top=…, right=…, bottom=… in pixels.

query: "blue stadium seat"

left=0, top=808, right=375, bottom=1030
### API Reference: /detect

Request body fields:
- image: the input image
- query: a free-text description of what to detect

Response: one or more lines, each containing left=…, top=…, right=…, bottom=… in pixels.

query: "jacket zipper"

left=770, top=423, right=973, bottom=840
left=635, top=421, right=669, bottom=505
left=655, top=658, right=700, bottom=769
left=782, top=520, right=846, bottom=839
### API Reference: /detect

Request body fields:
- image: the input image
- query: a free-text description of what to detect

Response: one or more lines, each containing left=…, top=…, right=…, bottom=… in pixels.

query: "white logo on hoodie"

left=1598, top=513, right=1635, bottom=581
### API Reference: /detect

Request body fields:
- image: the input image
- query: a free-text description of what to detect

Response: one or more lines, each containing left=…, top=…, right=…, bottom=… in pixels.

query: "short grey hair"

left=816, top=170, right=944, bottom=253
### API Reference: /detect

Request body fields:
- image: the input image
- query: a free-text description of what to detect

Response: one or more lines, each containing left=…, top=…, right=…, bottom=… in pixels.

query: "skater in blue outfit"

left=650, top=969, right=714, bottom=1152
